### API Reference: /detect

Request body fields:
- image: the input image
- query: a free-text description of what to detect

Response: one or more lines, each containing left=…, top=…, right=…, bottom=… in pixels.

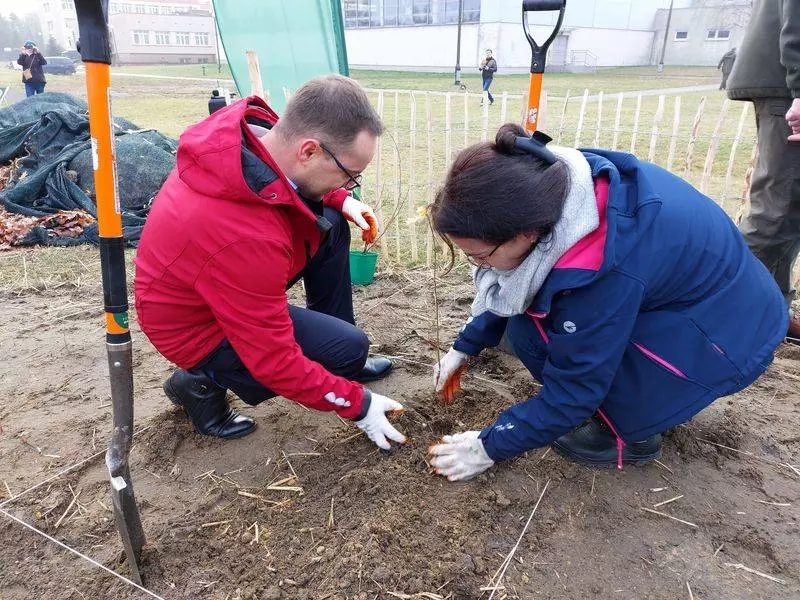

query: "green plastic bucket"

left=349, top=250, right=378, bottom=285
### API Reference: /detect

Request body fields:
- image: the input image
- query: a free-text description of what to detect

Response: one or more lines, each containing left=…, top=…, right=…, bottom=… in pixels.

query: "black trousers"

left=192, top=207, right=369, bottom=405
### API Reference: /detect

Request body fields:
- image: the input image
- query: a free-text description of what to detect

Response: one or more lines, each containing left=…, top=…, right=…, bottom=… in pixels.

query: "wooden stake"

left=557, top=89, right=571, bottom=144
left=463, top=91, right=469, bottom=148
left=408, top=92, right=419, bottom=261
left=481, top=91, right=489, bottom=142
left=612, top=92, right=623, bottom=150
left=393, top=91, right=402, bottom=262
left=629, top=93, right=642, bottom=154
left=701, top=98, right=729, bottom=194
left=653, top=494, right=683, bottom=508
left=245, top=50, right=264, bottom=100
left=722, top=103, right=749, bottom=205
left=444, top=92, right=452, bottom=165
left=328, top=496, right=335, bottom=528
left=425, top=91, right=434, bottom=267
left=374, top=90, right=388, bottom=261
left=648, top=94, right=666, bottom=163
left=666, top=96, right=681, bottom=171
left=737, top=141, right=758, bottom=224
left=592, top=90, right=603, bottom=147
left=574, top=88, right=589, bottom=147
left=683, top=96, right=707, bottom=181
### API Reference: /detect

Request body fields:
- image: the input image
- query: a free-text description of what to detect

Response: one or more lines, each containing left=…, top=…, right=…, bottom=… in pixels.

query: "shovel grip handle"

left=522, top=0, right=565, bottom=10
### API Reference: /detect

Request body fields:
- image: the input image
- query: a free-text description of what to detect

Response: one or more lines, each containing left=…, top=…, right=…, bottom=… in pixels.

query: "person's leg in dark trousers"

left=196, top=305, right=369, bottom=406
left=34, top=83, right=46, bottom=95
left=740, top=98, right=800, bottom=309
left=24, top=82, right=36, bottom=97
left=303, top=206, right=356, bottom=323
left=482, top=78, right=494, bottom=105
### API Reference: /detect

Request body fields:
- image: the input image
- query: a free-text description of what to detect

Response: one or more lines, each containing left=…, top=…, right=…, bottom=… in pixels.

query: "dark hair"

left=277, top=75, right=384, bottom=150
left=429, top=123, right=570, bottom=270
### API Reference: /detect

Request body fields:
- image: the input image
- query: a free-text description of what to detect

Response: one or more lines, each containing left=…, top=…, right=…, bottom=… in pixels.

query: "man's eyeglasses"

left=318, top=142, right=362, bottom=191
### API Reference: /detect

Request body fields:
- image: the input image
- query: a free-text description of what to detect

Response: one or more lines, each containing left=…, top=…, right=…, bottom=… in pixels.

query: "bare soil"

left=1, top=271, right=799, bottom=600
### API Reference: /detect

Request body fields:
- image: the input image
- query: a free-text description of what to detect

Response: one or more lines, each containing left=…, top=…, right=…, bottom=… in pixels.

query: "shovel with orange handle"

left=75, top=0, right=145, bottom=585
left=522, top=0, right=567, bottom=134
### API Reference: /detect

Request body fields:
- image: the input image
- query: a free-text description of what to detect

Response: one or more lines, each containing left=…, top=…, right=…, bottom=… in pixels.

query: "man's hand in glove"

left=342, top=196, right=379, bottom=243
left=355, top=393, right=406, bottom=450
left=434, top=347, right=469, bottom=403
left=428, top=431, right=495, bottom=481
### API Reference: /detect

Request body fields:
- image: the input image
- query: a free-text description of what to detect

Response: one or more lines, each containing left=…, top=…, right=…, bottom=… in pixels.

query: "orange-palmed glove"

left=434, top=347, right=469, bottom=404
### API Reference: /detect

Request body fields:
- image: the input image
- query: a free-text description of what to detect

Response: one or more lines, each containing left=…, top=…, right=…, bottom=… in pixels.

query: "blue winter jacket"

left=454, top=150, right=787, bottom=462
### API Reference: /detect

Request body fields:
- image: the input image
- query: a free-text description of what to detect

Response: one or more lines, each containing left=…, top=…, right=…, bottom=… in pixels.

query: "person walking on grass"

left=717, top=47, right=736, bottom=90
left=17, top=41, right=47, bottom=97
left=427, top=123, right=786, bottom=481
left=479, top=49, right=497, bottom=106
left=726, top=0, right=800, bottom=341
left=135, top=75, right=406, bottom=451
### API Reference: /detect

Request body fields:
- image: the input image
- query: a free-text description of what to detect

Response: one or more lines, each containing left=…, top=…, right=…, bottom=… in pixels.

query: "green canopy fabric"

left=213, top=0, right=348, bottom=113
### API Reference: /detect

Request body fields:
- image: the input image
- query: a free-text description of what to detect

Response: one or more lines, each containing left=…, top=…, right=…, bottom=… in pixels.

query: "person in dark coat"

left=427, top=124, right=786, bottom=481
left=479, top=49, right=497, bottom=105
left=17, top=40, right=47, bottom=97
left=717, top=47, right=736, bottom=89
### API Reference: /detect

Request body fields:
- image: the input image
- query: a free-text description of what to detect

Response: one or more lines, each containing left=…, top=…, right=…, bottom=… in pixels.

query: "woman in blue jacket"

left=428, top=124, right=787, bottom=481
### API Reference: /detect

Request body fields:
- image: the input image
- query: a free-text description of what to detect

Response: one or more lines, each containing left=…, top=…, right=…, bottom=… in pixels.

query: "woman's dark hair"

left=429, top=123, right=570, bottom=270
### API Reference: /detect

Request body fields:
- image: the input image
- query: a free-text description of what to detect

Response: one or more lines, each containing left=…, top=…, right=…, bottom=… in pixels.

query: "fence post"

left=481, top=91, right=489, bottom=142
left=408, top=92, right=419, bottom=261
left=648, top=94, right=666, bottom=163
left=666, top=96, right=681, bottom=172
left=683, top=96, right=707, bottom=181
left=629, top=93, right=642, bottom=154
left=445, top=92, right=452, bottom=165
left=722, top=103, right=749, bottom=206
left=393, top=91, right=402, bottom=262
left=246, top=50, right=265, bottom=101
left=500, top=91, right=508, bottom=127
left=612, top=92, right=623, bottom=150
left=557, top=89, right=571, bottom=144
left=573, top=88, right=589, bottom=147
left=425, top=91, right=434, bottom=267
left=539, top=89, right=548, bottom=131
left=700, top=98, right=729, bottom=195
left=592, top=90, right=603, bottom=147
left=736, top=141, right=758, bottom=224
left=463, top=91, right=469, bottom=149
left=374, top=90, right=388, bottom=261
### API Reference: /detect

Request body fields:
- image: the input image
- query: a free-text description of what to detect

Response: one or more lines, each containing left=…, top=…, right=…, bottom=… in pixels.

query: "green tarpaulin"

left=213, top=0, right=348, bottom=113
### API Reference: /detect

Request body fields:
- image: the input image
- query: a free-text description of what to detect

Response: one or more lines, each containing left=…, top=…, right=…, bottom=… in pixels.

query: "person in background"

left=427, top=123, right=786, bottom=481
left=726, top=0, right=800, bottom=341
left=17, top=41, right=47, bottom=97
left=479, top=49, right=497, bottom=106
left=717, top=47, right=736, bottom=90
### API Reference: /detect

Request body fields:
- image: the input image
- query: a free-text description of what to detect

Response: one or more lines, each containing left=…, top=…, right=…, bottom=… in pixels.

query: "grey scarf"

left=471, top=146, right=598, bottom=318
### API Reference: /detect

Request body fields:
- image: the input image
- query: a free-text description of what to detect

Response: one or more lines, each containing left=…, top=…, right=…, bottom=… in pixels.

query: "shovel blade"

left=107, top=452, right=145, bottom=585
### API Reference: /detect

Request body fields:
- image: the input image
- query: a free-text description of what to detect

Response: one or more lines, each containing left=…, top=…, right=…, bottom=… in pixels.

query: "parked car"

left=43, top=56, right=76, bottom=75
left=61, top=50, right=81, bottom=63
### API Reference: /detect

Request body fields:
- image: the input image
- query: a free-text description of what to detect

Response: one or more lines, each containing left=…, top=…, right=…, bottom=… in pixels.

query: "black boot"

left=551, top=419, right=661, bottom=467
left=163, top=369, right=256, bottom=439
left=352, top=356, right=393, bottom=383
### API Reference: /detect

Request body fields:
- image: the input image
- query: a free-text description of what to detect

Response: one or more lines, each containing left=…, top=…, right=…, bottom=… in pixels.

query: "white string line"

left=1, top=425, right=152, bottom=508
left=0, top=507, right=165, bottom=600
left=378, top=354, right=514, bottom=389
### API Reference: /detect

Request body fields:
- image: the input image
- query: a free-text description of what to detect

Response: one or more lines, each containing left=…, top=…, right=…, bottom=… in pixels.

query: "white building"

left=343, top=0, right=748, bottom=71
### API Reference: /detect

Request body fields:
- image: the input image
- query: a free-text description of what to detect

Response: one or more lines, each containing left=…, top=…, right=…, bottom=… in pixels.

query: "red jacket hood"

left=176, top=95, right=315, bottom=218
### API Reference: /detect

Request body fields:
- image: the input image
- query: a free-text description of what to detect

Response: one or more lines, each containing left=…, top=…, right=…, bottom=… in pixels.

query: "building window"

left=707, top=29, right=731, bottom=40
left=132, top=30, right=150, bottom=45
left=43, top=2, right=51, bottom=12
left=194, top=32, right=210, bottom=46
left=175, top=32, right=191, bottom=45
left=154, top=31, right=171, bottom=45
left=61, top=0, right=74, bottom=9
left=345, top=0, right=479, bottom=28
left=674, top=31, right=688, bottom=41
left=47, top=21, right=54, bottom=32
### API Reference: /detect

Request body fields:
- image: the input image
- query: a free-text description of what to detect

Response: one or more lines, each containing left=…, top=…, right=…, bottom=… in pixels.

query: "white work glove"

left=428, top=431, right=495, bottom=481
left=355, top=393, right=406, bottom=451
left=341, top=195, right=375, bottom=231
left=434, top=347, right=469, bottom=400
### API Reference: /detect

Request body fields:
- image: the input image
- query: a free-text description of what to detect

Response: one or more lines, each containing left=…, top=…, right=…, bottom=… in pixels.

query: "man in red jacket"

left=134, top=75, right=405, bottom=450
